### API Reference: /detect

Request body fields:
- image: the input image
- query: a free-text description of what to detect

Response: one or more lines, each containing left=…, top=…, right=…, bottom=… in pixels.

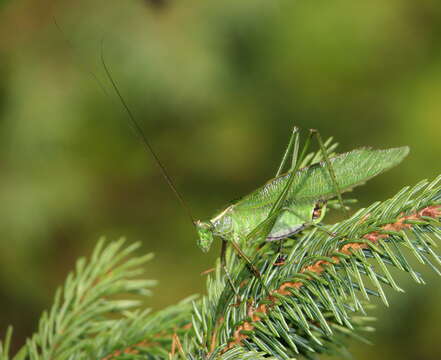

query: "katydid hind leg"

left=243, top=130, right=315, bottom=247
left=268, top=129, right=314, bottom=217
left=311, top=129, right=349, bottom=218
left=290, top=127, right=300, bottom=172
left=258, top=135, right=344, bottom=244
left=275, top=126, right=300, bottom=177
left=234, top=130, right=316, bottom=275
left=247, top=129, right=350, bottom=249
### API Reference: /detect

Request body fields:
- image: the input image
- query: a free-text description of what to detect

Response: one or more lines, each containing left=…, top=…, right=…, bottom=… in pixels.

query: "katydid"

left=100, top=55, right=409, bottom=274
left=195, top=137, right=409, bottom=252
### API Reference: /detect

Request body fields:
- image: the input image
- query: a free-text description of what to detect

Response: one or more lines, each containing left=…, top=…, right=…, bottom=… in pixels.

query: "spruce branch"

left=2, top=175, right=441, bottom=359
left=95, top=296, right=195, bottom=360
left=0, top=327, right=13, bottom=360
left=1, top=238, right=196, bottom=360
left=25, top=238, right=158, bottom=360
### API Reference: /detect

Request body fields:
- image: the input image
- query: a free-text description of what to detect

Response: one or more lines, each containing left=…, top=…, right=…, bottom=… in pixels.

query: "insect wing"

left=237, top=146, right=409, bottom=244
left=237, top=147, right=409, bottom=208
left=291, top=146, right=410, bottom=201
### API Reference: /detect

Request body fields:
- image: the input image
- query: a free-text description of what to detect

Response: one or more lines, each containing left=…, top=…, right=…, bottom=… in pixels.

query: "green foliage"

left=0, top=327, right=14, bottom=360
left=2, top=171, right=441, bottom=359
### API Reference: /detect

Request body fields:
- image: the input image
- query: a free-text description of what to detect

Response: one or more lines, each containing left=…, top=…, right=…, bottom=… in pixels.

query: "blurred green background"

left=0, top=0, right=441, bottom=358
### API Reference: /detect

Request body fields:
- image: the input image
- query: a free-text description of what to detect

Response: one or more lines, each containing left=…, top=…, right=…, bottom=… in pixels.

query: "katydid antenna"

left=53, top=17, right=195, bottom=225
left=53, top=17, right=110, bottom=98
left=100, top=43, right=196, bottom=225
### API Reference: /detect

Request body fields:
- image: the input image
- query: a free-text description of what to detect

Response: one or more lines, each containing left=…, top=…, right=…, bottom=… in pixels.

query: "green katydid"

left=100, top=55, right=409, bottom=275
left=194, top=134, right=409, bottom=252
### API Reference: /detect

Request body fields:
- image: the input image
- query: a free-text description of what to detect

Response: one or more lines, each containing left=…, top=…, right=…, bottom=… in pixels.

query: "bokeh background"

left=0, top=0, right=441, bottom=358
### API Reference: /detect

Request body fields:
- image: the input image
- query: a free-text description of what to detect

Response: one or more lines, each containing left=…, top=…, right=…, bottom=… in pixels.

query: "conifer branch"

left=188, top=175, right=441, bottom=359
left=1, top=238, right=195, bottom=360
left=0, top=327, right=13, bottom=360
left=1, top=175, right=441, bottom=359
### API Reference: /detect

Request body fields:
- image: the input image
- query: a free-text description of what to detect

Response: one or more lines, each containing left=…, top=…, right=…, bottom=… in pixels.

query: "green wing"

left=235, top=147, right=409, bottom=210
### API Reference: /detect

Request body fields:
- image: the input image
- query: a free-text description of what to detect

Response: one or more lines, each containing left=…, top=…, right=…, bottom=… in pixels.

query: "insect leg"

left=275, top=126, right=300, bottom=177
left=220, top=239, right=239, bottom=295
left=238, top=130, right=317, bottom=278
left=311, top=129, right=349, bottom=217
left=220, top=239, right=227, bottom=267
left=230, top=241, right=261, bottom=279
left=245, top=129, right=315, bottom=245
left=268, top=129, right=314, bottom=217
left=230, top=241, right=271, bottom=295
left=276, top=239, right=284, bottom=255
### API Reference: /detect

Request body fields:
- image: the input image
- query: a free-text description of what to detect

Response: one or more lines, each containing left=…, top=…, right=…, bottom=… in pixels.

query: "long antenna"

left=53, top=17, right=195, bottom=225
left=53, top=17, right=110, bottom=98
left=100, top=44, right=196, bottom=225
